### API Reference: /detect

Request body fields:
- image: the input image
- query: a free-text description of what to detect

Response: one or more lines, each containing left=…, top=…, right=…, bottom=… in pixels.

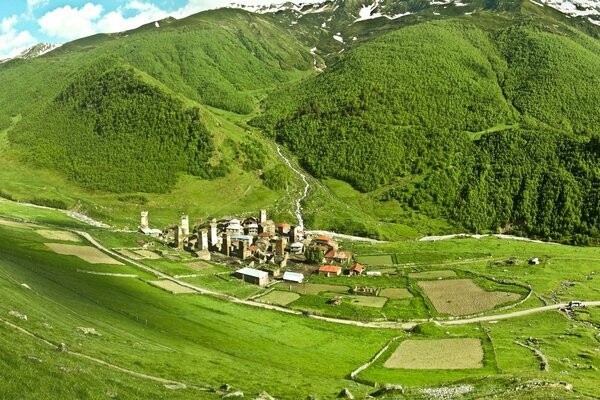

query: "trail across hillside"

left=419, top=233, right=560, bottom=245
left=76, top=230, right=600, bottom=330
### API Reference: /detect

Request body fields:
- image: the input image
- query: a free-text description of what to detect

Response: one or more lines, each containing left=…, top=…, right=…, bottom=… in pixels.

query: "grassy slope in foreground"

left=1, top=202, right=599, bottom=398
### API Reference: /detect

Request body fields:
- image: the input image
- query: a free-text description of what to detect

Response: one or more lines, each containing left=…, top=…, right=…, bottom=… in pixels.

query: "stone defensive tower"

left=259, top=209, right=267, bottom=224
left=140, top=211, right=149, bottom=230
left=181, top=214, right=189, bottom=236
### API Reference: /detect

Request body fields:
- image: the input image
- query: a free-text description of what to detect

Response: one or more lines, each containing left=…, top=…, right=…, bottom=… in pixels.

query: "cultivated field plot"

left=257, top=290, right=300, bottom=306
left=186, top=261, right=214, bottom=271
left=0, top=219, right=37, bottom=229
left=45, top=243, right=123, bottom=265
left=148, top=280, right=197, bottom=294
left=115, top=249, right=144, bottom=260
left=355, top=254, right=394, bottom=265
left=409, top=270, right=457, bottom=279
left=419, top=279, right=520, bottom=316
left=380, top=288, right=412, bottom=299
left=384, top=338, right=483, bottom=369
left=36, top=230, right=81, bottom=242
left=134, top=250, right=161, bottom=259
left=346, top=295, right=388, bottom=308
left=281, top=283, right=350, bottom=295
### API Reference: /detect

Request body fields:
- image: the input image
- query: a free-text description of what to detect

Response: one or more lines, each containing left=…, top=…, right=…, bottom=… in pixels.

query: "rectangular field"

left=134, top=250, right=161, bottom=259
left=45, top=243, right=123, bottom=265
left=280, top=283, right=350, bottom=295
left=409, top=270, right=457, bottom=280
left=380, top=288, right=412, bottom=299
left=36, top=230, right=81, bottom=242
left=384, top=338, right=483, bottom=369
left=148, top=280, right=197, bottom=294
left=185, top=261, right=214, bottom=271
left=355, top=254, right=394, bottom=265
left=346, top=295, right=388, bottom=308
left=257, top=291, right=300, bottom=306
left=115, top=249, right=144, bottom=260
left=419, top=279, right=520, bottom=316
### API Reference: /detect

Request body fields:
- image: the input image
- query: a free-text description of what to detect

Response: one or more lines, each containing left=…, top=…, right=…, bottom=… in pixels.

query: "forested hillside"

left=9, top=61, right=218, bottom=193
left=255, top=15, right=600, bottom=242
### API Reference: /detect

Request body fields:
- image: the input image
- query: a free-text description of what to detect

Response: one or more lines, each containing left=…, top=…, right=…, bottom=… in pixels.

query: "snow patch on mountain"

left=1, top=43, right=61, bottom=63
left=534, top=0, right=600, bottom=17
left=354, top=1, right=412, bottom=22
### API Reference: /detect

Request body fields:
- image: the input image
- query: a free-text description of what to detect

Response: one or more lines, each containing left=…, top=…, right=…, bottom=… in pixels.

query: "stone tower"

left=259, top=209, right=267, bottom=224
left=181, top=214, right=189, bottom=236
left=209, top=218, right=218, bottom=250
left=221, top=233, right=231, bottom=257
left=174, top=226, right=184, bottom=250
left=198, top=229, right=209, bottom=251
left=140, top=211, right=149, bottom=230
left=275, top=237, right=287, bottom=256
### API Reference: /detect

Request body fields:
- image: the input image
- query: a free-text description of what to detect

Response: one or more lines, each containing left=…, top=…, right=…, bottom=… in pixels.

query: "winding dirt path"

left=76, top=230, right=600, bottom=330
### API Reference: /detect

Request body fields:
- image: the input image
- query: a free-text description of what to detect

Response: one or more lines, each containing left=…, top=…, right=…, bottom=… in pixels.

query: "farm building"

left=324, top=250, right=352, bottom=265
left=319, top=265, right=342, bottom=277
left=282, top=271, right=304, bottom=283
left=349, top=263, right=365, bottom=275
left=366, top=271, right=382, bottom=277
left=235, top=267, right=269, bottom=286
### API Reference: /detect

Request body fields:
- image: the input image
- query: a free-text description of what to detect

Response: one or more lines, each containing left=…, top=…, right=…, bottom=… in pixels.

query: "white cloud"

left=96, top=1, right=169, bottom=33
left=0, top=15, right=37, bottom=59
left=38, top=3, right=103, bottom=40
left=36, top=0, right=325, bottom=42
left=27, top=0, right=49, bottom=12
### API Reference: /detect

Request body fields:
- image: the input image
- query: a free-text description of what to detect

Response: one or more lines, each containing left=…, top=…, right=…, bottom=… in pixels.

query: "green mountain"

left=1, top=0, right=600, bottom=242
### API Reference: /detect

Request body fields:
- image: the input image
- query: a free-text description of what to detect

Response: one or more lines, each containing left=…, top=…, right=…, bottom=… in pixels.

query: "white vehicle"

left=568, top=301, right=584, bottom=308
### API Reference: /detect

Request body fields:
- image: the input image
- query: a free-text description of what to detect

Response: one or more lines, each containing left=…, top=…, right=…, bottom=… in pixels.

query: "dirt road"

left=437, top=301, right=600, bottom=326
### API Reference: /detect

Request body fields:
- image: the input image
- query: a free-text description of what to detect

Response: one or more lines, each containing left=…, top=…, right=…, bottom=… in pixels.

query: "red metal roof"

left=350, top=263, right=364, bottom=272
left=319, top=265, right=342, bottom=273
left=316, top=235, right=332, bottom=242
left=324, top=249, right=336, bottom=258
left=248, top=245, right=259, bottom=251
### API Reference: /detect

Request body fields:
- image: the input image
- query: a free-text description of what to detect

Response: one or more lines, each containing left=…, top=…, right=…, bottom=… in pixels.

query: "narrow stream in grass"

left=276, top=144, right=309, bottom=229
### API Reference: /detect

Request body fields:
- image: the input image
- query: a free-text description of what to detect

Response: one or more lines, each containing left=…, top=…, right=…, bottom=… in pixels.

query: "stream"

left=276, top=144, right=310, bottom=229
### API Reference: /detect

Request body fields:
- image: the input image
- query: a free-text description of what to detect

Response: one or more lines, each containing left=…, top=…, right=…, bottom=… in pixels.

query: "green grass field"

left=0, top=202, right=599, bottom=398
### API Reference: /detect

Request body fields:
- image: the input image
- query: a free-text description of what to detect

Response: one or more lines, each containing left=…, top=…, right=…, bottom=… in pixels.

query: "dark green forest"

left=9, top=62, right=218, bottom=193
left=254, top=20, right=600, bottom=243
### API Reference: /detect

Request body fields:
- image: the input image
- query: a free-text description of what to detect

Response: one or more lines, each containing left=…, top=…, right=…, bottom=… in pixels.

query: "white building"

left=282, top=271, right=304, bottom=283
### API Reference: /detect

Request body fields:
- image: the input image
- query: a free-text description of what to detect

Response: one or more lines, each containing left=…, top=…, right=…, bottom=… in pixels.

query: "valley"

left=1, top=0, right=600, bottom=398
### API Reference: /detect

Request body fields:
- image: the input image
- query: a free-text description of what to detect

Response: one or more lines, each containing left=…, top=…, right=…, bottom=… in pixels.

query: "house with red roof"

left=349, top=263, right=365, bottom=276
left=318, top=265, right=342, bottom=277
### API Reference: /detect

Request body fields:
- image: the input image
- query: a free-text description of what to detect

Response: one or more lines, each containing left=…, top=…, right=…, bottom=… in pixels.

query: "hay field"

left=347, top=295, right=388, bottom=308
left=186, top=261, right=214, bottom=271
left=419, top=279, right=520, bottom=316
left=45, top=243, right=123, bottom=265
left=0, top=219, right=37, bottom=229
left=380, top=288, right=412, bottom=299
left=257, top=291, right=300, bottom=306
left=115, top=249, right=144, bottom=260
left=409, top=270, right=457, bottom=279
left=36, top=230, right=80, bottom=242
left=282, top=283, right=349, bottom=295
left=148, top=280, right=197, bottom=294
left=384, top=338, right=483, bottom=369
left=134, top=250, right=161, bottom=259
left=355, top=254, right=394, bottom=265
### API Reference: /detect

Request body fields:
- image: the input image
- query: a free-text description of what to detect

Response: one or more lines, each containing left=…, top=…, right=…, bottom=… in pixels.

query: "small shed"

left=349, top=263, right=365, bottom=276
left=319, top=265, right=342, bottom=277
left=529, top=257, right=540, bottom=265
left=282, top=271, right=304, bottom=283
left=366, top=271, right=382, bottom=277
left=235, top=267, right=269, bottom=287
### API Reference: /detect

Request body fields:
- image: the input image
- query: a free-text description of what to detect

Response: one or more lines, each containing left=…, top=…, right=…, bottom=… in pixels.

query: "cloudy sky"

left=0, top=0, right=312, bottom=59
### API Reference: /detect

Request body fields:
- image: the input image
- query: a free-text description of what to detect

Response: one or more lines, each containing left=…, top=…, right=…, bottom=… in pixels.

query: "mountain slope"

left=254, top=5, right=600, bottom=242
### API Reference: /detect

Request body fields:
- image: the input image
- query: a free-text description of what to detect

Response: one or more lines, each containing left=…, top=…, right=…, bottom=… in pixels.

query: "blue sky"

left=0, top=0, right=311, bottom=58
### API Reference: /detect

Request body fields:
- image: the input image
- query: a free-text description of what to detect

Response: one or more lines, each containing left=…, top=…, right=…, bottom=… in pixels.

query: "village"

left=139, top=209, right=372, bottom=288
